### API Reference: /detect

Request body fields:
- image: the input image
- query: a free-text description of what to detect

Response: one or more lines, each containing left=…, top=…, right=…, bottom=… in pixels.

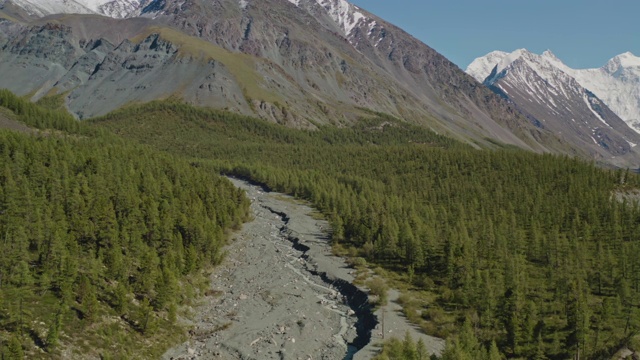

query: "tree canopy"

left=0, top=93, right=249, bottom=358
left=95, top=101, right=640, bottom=359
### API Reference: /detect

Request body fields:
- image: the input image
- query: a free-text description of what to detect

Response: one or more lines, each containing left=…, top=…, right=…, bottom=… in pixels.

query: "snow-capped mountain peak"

left=468, top=48, right=574, bottom=84
left=605, top=51, right=640, bottom=73
left=492, top=48, right=529, bottom=77
left=467, top=49, right=640, bottom=134
left=541, top=49, right=556, bottom=58
left=540, top=49, right=572, bottom=73
left=466, top=50, right=508, bottom=82
left=482, top=48, right=573, bottom=91
left=614, top=52, right=640, bottom=66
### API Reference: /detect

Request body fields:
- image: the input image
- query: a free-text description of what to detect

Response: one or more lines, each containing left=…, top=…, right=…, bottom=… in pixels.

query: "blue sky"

left=348, top=0, right=640, bottom=70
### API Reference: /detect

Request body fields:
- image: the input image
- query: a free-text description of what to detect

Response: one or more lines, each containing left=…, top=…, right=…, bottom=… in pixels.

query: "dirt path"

left=162, top=178, right=443, bottom=360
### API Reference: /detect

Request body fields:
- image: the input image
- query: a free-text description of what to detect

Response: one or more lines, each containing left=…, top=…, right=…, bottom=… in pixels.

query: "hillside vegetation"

left=0, top=92, right=250, bottom=358
left=94, top=101, right=640, bottom=360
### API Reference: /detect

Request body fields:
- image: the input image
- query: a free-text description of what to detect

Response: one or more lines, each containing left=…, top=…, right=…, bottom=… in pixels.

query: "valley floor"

left=162, top=178, right=444, bottom=359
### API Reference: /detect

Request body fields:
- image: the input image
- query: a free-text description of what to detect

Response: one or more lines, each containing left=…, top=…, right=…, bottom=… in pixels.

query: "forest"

left=94, top=101, right=640, bottom=360
left=0, top=91, right=250, bottom=358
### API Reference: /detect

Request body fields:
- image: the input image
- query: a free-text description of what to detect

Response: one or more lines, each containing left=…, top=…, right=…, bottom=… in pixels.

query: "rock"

left=250, top=337, right=262, bottom=346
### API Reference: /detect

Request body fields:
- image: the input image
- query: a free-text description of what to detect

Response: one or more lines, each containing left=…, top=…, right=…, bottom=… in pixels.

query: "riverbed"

left=162, top=178, right=443, bottom=359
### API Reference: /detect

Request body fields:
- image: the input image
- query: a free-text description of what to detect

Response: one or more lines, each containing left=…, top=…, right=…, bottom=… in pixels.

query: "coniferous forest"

left=2, top=89, right=640, bottom=359
left=0, top=91, right=250, bottom=358
left=94, top=101, right=640, bottom=360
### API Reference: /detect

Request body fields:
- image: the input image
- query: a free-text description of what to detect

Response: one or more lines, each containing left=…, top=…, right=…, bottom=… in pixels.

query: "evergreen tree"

left=46, top=310, right=63, bottom=350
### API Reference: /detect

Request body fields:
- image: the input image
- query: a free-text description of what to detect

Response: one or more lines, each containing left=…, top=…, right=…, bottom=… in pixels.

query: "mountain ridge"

left=467, top=48, right=640, bottom=167
left=468, top=49, right=640, bottom=133
left=0, top=0, right=558, bottom=149
left=1, top=0, right=638, bottom=167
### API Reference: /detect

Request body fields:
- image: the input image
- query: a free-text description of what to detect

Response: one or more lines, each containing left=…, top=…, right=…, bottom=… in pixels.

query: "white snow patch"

left=315, top=0, right=367, bottom=37
left=584, top=93, right=609, bottom=127
left=367, top=20, right=377, bottom=35
left=497, top=84, right=508, bottom=95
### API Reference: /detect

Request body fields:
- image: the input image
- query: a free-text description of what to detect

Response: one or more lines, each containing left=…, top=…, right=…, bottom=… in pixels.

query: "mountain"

left=0, top=0, right=584, bottom=156
left=4, top=0, right=640, bottom=166
left=467, top=49, right=640, bottom=167
left=569, top=52, right=640, bottom=132
left=469, top=50, right=640, bottom=133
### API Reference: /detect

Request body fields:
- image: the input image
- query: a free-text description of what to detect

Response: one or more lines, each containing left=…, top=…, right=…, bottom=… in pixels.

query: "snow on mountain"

left=468, top=48, right=640, bottom=163
left=314, top=0, right=367, bottom=37
left=609, top=52, right=640, bottom=69
left=10, top=0, right=370, bottom=39
left=6, top=0, right=149, bottom=18
left=467, top=50, right=640, bottom=133
left=466, top=50, right=508, bottom=83
left=484, top=49, right=579, bottom=96
left=481, top=49, right=589, bottom=118
left=540, top=50, right=573, bottom=74
left=98, top=0, right=149, bottom=18
left=569, top=52, right=640, bottom=131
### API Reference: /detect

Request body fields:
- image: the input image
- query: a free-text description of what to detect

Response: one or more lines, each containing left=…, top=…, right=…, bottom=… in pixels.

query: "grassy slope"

left=131, top=26, right=281, bottom=104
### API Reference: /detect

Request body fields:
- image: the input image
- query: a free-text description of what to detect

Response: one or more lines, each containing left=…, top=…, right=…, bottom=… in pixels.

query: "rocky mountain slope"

left=0, top=0, right=637, bottom=166
left=1, top=0, right=156, bottom=18
left=467, top=49, right=640, bottom=167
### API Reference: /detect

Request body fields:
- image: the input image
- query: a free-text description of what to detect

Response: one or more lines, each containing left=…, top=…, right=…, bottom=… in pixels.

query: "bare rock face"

left=2, top=0, right=638, bottom=165
left=6, top=23, right=82, bottom=69
left=0, top=21, right=251, bottom=118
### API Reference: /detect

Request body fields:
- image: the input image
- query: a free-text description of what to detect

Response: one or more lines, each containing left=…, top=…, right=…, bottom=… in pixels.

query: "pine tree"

left=5, top=335, right=23, bottom=360
left=487, top=340, right=502, bottom=360
left=402, top=331, right=417, bottom=360
left=416, top=338, right=428, bottom=360
left=46, top=310, right=63, bottom=350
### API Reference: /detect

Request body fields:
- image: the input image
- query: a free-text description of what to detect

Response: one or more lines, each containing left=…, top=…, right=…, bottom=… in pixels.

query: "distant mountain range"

left=1, top=0, right=640, bottom=167
left=468, top=50, right=640, bottom=132
left=467, top=49, right=640, bottom=167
